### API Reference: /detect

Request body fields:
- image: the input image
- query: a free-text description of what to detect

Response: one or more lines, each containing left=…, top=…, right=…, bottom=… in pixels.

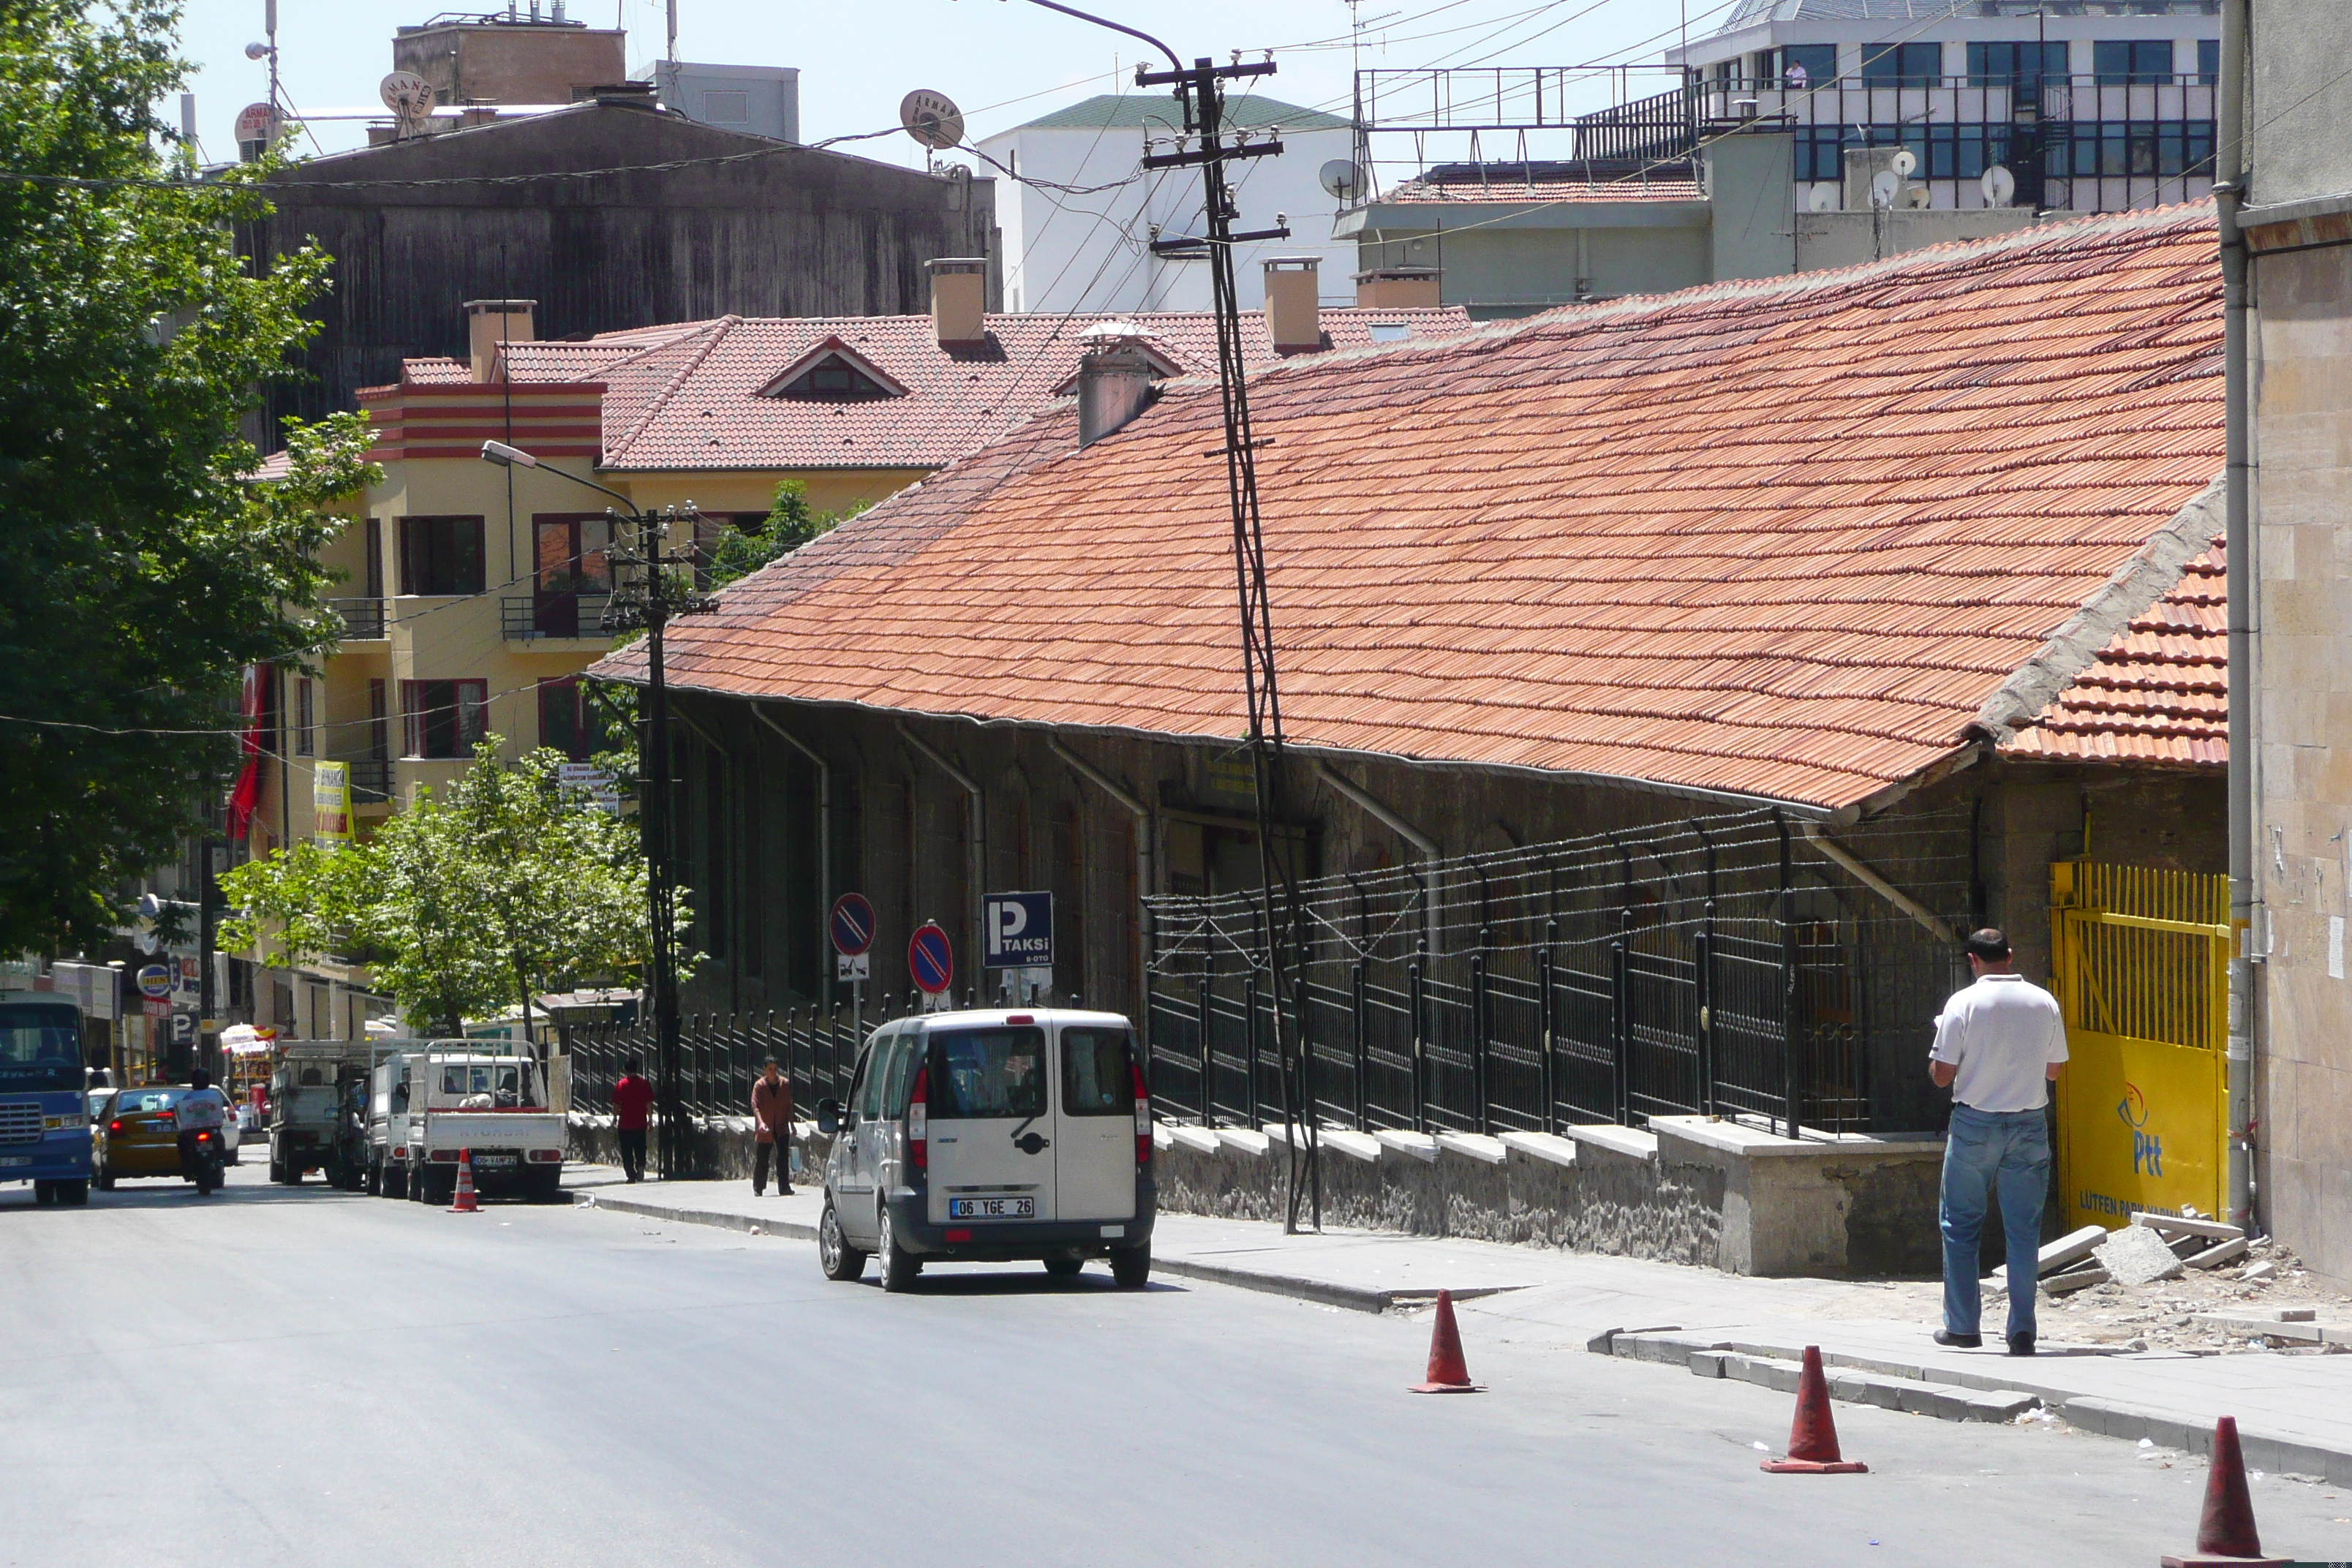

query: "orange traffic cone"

left=1760, top=1346, right=1868, bottom=1474
left=1408, top=1289, right=1482, bottom=1393
left=2160, top=1417, right=2289, bottom=1567
left=449, top=1148, right=480, bottom=1213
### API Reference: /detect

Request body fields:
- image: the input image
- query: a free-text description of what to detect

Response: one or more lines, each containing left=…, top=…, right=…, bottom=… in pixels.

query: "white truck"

left=366, top=1043, right=565, bottom=1205
left=268, top=1040, right=395, bottom=1186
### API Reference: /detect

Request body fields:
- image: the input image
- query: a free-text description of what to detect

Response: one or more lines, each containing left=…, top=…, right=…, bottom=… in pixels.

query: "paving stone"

left=2095, top=1222, right=2187, bottom=1286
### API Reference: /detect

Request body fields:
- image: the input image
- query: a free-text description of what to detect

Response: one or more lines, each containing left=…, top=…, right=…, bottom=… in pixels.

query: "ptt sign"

left=983, top=892, right=1054, bottom=968
left=2119, top=1082, right=2163, bottom=1177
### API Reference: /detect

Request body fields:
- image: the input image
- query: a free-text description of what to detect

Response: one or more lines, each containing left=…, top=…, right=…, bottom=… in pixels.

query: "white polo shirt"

left=1930, top=973, right=2068, bottom=1113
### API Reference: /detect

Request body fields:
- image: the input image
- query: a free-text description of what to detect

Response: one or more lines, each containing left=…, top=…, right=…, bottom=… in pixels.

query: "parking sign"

left=983, top=891, right=1054, bottom=969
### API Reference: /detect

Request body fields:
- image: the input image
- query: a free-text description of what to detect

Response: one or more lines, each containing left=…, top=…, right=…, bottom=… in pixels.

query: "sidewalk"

left=559, top=1164, right=2352, bottom=1485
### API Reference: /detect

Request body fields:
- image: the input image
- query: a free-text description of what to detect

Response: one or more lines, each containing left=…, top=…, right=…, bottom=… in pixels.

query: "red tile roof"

left=394, top=308, right=1473, bottom=474
left=1382, top=174, right=1706, bottom=205
left=592, top=205, right=2228, bottom=815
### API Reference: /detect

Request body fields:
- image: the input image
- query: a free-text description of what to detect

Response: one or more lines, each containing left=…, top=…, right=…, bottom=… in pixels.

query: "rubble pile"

left=2006, top=1214, right=2351, bottom=1354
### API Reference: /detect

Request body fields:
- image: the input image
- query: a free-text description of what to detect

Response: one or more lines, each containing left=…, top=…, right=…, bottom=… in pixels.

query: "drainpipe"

left=1314, top=762, right=1440, bottom=954
left=2219, top=0, right=2256, bottom=1235
left=897, top=722, right=984, bottom=1002
left=1798, top=821, right=1953, bottom=944
left=672, top=708, right=742, bottom=1016
left=1049, top=736, right=1153, bottom=1015
left=752, top=706, right=829, bottom=1003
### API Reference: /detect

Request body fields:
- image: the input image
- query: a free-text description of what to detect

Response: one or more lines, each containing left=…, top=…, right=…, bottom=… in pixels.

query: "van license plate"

left=0, top=1156, right=29, bottom=1167
left=948, top=1196, right=1033, bottom=1220
left=472, top=1154, right=518, bottom=1169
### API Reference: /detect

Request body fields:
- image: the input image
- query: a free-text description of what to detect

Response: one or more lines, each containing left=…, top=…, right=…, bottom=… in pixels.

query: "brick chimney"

left=928, top=257, right=987, bottom=347
left=465, top=298, right=536, bottom=382
left=1352, top=267, right=1441, bottom=309
left=1263, top=256, right=1322, bottom=354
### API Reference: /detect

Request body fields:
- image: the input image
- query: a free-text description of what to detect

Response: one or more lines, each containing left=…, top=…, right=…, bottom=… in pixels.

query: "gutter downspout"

left=753, top=706, right=830, bottom=1003
left=2219, top=0, right=2257, bottom=1235
left=1315, top=762, right=1441, bottom=954
left=897, top=722, right=984, bottom=1004
left=1798, top=821, right=1953, bottom=944
left=1049, top=737, right=1153, bottom=1017
left=672, top=709, right=742, bottom=1017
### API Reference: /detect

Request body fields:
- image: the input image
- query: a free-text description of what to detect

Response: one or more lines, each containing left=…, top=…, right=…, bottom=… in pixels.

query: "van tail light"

left=908, top=1065, right=929, bottom=1172
left=1131, top=1060, right=1152, bottom=1167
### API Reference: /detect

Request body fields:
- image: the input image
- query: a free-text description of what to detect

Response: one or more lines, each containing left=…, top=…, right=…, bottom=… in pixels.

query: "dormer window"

left=757, top=339, right=911, bottom=402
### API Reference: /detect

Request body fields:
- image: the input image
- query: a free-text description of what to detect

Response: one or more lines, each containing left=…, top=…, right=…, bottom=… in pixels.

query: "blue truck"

left=0, top=990, right=93, bottom=1205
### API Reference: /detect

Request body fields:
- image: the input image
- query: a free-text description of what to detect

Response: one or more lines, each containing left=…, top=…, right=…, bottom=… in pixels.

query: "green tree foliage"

left=220, top=742, right=693, bottom=1036
left=701, top=479, right=864, bottom=589
left=0, top=0, right=355, bottom=953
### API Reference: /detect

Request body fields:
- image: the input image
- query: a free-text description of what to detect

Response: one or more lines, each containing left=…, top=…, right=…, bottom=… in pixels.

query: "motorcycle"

left=178, top=1127, right=225, bottom=1196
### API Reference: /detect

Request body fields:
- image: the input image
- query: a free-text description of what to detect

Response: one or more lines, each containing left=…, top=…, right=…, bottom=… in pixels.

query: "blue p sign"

left=984, top=891, right=1054, bottom=968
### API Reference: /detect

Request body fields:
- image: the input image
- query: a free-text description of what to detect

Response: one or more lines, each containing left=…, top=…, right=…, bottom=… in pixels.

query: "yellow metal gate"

left=2048, top=862, right=2230, bottom=1230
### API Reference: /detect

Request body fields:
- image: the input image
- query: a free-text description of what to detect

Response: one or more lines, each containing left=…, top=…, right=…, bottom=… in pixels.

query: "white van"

left=814, top=1007, right=1154, bottom=1292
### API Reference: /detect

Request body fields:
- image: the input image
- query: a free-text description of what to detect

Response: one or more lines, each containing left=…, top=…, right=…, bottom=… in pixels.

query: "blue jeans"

left=1940, top=1103, right=2051, bottom=1341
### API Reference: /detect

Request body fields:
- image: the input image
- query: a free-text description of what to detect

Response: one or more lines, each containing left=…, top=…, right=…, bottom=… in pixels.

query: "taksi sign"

left=983, top=892, right=1053, bottom=968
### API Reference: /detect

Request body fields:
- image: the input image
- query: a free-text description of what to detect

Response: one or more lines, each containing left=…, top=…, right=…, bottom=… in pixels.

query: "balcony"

left=331, top=597, right=388, bottom=641
left=502, top=592, right=613, bottom=642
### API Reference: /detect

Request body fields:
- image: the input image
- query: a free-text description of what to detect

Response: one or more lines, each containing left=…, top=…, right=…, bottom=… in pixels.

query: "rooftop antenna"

left=667, top=0, right=678, bottom=62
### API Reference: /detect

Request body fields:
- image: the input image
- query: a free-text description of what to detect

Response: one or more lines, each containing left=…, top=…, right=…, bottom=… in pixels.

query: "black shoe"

left=1934, top=1328, right=1983, bottom=1349
left=2008, top=1333, right=2036, bottom=1357
left=753, top=1188, right=765, bottom=1198
left=780, top=1186, right=794, bottom=1196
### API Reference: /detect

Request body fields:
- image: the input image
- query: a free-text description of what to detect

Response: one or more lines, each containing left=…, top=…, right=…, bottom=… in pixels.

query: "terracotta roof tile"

left=594, top=205, right=2228, bottom=813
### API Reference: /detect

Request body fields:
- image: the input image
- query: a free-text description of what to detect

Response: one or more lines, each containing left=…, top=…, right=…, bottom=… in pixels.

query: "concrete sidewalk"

left=561, top=1164, right=2352, bottom=1486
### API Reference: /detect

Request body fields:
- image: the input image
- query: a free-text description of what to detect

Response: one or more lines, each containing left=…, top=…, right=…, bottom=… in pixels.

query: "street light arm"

left=479, top=440, right=641, bottom=514
left=1017, top=0, right=1182, bottom=73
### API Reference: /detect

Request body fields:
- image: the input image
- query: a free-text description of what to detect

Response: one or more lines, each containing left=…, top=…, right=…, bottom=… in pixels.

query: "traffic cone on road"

left=2160, top=1417, right=2289, bottom=1567
left=449, top=1148, right=480, bottom=1213
left=1408, top=1290, right=1482, bottom=1393
left=1760, top=1346, right=1868, bottom=1473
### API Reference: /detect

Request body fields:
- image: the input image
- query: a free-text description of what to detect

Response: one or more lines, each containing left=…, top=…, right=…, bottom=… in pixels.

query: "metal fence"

left=1142, top=807, right=1970, bottom=1139
left=566, top=995, right=960, bottom=1122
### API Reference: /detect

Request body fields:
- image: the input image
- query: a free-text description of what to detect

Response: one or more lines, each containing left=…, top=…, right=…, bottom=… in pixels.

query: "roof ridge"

left=604, top=317, right=740, bottom=464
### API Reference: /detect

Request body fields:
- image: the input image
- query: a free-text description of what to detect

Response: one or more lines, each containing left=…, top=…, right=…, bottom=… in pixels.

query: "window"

left=363, top=518, right=384, bottom=599
left=396, top=516, right=485, bottom=596
left=399, top=678, right=487, bottom=758
left=295, top=678, right=315, bottom=757
left=1368, top=323, right=1410, bottom=344
left=701, top=88, right=749, bottom=124
left=881, top=1033, right=923, bottom=1117
left=855, top=1028, right=894, bottom=1120
left=368, top=680, right=389, bottom=761
left=536, top=677, right=608, bottom=763
left=2197, top=39, right=2219, bottom=85
left=1967, top=41, right=2069, bottom=89
left=1860, top=42, right=1942, bottom=87
left=766, top=354, right=897, bottom=401
left=1778, top=44, right=1836, bottom=88
left=927, top=1026, right=1049, bottom=1120
left=532, top=514, right=611, bottom=635
left=2095, top=39, right=2176, bottom=86
left=1060, top=1028, right=1135, bottom=1115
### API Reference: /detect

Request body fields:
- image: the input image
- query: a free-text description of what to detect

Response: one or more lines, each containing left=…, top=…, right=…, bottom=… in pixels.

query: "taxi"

left=91, top=1087, right=206, bottom=1188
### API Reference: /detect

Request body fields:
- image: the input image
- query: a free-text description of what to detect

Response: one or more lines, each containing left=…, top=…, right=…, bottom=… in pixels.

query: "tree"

left=221, top=741, right=693, bottom=1036
left=701, top=479, right=865, bottom=589
left=0, top=0, right=349, bottom=954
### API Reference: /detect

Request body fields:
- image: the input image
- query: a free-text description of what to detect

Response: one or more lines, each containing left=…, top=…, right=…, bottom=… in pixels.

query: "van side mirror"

left=815, top=1099, right=842, bottom=1136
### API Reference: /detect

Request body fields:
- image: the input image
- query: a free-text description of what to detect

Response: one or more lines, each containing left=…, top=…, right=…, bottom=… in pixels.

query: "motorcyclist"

left=177, top=1068, right=230, bottom=1188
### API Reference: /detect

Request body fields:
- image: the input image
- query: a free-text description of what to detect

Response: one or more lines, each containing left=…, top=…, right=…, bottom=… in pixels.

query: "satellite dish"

left=1888, top=148, right=1918, bottom=178
left=380, top=70, right=433, bottom=121
left=233, top=102, right=279, bottom=143
left=900, top=88, right=965, bottom=152
left=1981, top=164, right=2017, bottom=207
left=1870, top=169, right=1901, bottom=208
left=1806, top=183, right=1836, bottom=213
left=1904, top=183, right=1932, bottom=208
left=1319, top=159, right=1365, bottom=202
left=244, top=40, right=271, bottom=61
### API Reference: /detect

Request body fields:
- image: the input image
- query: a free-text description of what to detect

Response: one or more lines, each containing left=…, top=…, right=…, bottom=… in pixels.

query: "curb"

left=571, top=1190, right=1520, bottom=1314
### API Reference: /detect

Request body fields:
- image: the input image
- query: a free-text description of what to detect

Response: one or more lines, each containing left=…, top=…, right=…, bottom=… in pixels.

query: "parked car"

left=815, top=1008, right=1153, bottom=1292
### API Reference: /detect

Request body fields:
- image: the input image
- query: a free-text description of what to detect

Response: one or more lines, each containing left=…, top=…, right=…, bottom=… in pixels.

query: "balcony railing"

left=502, top=592, right=613, bottom=641
left=331, top=597, right=387, bottom=640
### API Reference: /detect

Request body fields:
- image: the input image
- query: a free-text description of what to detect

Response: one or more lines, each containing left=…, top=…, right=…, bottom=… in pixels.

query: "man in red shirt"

left=611, top=1057, right=655, bottom=1183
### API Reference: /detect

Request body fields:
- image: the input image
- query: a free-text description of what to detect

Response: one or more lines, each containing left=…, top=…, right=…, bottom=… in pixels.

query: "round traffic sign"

left=908, top=921, right=954, bottom=995
left=136, top=964, right=173, bottom=1000
left=829, top=892, right=875, bottom=957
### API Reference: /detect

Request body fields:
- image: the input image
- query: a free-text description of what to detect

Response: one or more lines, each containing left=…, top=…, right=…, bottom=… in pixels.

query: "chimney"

left=1263, top=256, right=1322, bottom=354
left=927, top=257, right=987, bottom=347
left=1075, top=326, right=1155, bottom=448
left=1352, top=266, right=1441, bottom=309
left=465, top=298, right=536, bottom=382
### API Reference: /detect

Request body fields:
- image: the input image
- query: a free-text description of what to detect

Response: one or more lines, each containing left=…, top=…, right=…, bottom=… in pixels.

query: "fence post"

left=1409, top=938, right=1427, bottom=1134
left=1198, top=943, right=1215, bottom=1128
left=1350, top=959, right=1368, bottom=1133
left=1472, top=924, right=1491, bottom=1135
left=1777, top=807, right=1800, bottom=1140
left=1610, top=937, right=1629, bottom=1127
left=1539, top=918, right=1558, bottom=1135
left=1244, top=970, right=1261, bottom=1130
left=1293, top=971, right=1312, bottom=1132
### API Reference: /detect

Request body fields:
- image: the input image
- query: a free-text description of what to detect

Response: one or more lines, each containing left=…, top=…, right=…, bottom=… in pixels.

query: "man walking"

left=611, top=1056, right=655, bottom=1183
left=751, top=1059, right=794, bottom=1196
left=1930, top=928, right=2068, bottom=1355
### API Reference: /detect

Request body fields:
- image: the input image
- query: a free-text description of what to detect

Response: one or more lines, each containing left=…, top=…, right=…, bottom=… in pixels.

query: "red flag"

left=225, top=664, right=270, bottom=840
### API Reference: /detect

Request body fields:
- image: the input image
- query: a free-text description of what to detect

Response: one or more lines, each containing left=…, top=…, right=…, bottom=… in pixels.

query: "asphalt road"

left=5, top=1164, right=2349, bottom=1568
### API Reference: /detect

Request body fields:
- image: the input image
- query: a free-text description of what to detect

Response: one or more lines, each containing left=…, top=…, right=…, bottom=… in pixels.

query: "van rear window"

left=1060, top=1028, right=1135, bottom=1116
left=928, top=1028, right=1047, bottom=1119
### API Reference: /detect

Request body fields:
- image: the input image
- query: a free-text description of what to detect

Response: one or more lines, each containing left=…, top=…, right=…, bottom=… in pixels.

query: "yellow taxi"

left=91, top=1087, right=205, bottom=1188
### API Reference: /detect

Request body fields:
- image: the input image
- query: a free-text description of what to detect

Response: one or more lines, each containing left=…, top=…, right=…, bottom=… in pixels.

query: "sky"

left=173, top=0, right=1735, bottom=174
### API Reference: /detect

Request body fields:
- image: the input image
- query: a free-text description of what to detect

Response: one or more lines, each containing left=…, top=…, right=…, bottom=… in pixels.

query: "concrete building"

left=2236, top=0, right=2352, bottom=1281
left=981, top=93, right=1357, bottom=314
left=393, top=11, right=627, bottom=110
left=653, top=60, right=799, bottom=143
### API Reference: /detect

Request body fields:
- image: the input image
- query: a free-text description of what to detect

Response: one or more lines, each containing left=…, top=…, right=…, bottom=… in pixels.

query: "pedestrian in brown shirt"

left=751, top=1059, right=794, bottom=1196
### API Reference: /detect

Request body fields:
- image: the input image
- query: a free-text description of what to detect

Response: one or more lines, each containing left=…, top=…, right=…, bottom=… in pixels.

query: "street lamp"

left=478, top=439, right=709, bottom=1179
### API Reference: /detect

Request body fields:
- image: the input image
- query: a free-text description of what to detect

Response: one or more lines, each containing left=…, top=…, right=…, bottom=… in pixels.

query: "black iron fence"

left=1142, top=807, right=1967, bottom=1139
left=565, top=995, right=968, bottom=1122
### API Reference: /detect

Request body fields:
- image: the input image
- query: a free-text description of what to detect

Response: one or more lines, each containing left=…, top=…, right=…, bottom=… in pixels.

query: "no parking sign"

left=908, top=921, right=954, bottom=998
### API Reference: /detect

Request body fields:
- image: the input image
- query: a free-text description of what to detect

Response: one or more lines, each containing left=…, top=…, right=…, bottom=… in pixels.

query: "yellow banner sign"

left=2056, top=1029, right=2224, bottom=1227
left=312, top=761, right=353, bottom=844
